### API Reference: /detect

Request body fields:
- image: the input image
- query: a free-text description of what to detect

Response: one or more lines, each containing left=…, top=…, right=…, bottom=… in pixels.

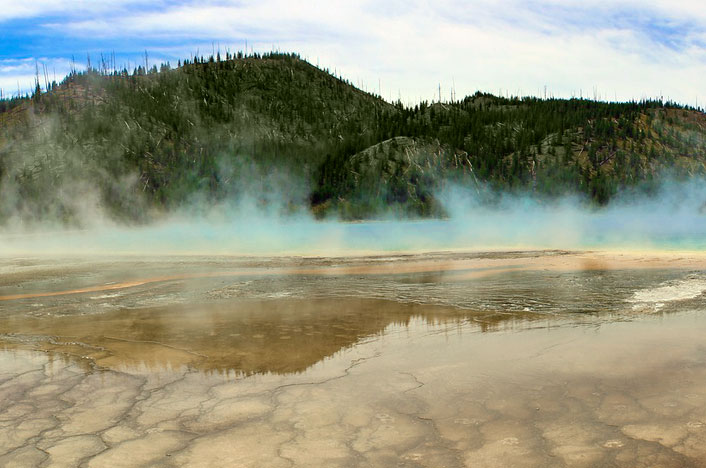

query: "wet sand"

left=1, top=250, right=706, bottom=467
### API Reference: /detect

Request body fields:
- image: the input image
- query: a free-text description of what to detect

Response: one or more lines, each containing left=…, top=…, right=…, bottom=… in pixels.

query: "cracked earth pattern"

left=1, top=253, right=706, bottom=467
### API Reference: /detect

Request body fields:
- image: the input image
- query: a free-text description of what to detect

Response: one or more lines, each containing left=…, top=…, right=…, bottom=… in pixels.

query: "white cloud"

left=0, top=58, right=76, bottom=96
left=0, top=0, right=157, bottom=22
left=2, top=0, right=705, bottom=106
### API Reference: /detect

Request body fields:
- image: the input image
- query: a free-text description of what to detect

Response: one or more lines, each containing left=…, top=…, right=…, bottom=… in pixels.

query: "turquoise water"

left=1, top=212, right=704, bottom=256
left=3, top=178, right=706, bottom=255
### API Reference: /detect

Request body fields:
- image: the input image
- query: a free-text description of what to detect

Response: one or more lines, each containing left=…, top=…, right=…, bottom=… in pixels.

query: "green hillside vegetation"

left=1, top=52, right=705, bottom=225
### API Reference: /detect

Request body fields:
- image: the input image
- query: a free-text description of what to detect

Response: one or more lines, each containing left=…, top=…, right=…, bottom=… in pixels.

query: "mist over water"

left=2, top=90, right=705, bottom=257
left=439, top=177, right=706, bottom=251
left=1, top=176, right=705, bottom=256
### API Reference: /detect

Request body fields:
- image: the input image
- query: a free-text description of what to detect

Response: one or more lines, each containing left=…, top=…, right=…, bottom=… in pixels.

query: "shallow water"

left=1, top=251, right=706, bottom=467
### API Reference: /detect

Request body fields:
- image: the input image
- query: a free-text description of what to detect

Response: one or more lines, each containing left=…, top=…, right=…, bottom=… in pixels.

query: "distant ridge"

left=1, top=52, right=705, bottom=224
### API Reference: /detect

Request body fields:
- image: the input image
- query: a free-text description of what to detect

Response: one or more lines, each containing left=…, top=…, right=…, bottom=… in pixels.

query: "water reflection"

left=3, top=252, right=706, bottom=467
left=2, top=297, right=547, bottom=375
left=0, top=251, right=704, bottom=377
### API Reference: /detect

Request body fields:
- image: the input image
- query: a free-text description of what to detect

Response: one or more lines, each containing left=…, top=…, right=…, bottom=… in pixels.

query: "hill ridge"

left=1, top=52, right=705, bottom=224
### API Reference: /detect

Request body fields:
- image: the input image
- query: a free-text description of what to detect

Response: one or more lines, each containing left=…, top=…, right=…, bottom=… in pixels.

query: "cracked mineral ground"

left=2, top=250, right=706, bottom=467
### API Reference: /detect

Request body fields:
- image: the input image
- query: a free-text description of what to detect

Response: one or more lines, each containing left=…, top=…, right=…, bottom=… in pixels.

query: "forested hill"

left=1, top=52, right=705, bottom=224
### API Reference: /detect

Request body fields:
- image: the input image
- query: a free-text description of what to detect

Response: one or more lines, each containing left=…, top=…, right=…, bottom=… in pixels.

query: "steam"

left=1, top=175, right=706, bottom=257
left=438, top=178, right=706, bottom=251
left=2, top=112, right=705, bottom=256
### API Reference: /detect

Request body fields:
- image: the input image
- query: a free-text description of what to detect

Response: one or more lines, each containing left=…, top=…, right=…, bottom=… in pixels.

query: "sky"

left=0, top=0, right=704, bottom=106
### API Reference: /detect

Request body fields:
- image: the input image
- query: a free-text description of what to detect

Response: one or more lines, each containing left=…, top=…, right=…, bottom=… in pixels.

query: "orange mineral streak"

left=0, top=270, right=256, bottom=301
left=0, top=260, right=475, bottom=302
left=0, top=261, right=461, bottom=302
left=0, top=280, right=152, bottom=301
left=3, top=251, right=706, bottom=302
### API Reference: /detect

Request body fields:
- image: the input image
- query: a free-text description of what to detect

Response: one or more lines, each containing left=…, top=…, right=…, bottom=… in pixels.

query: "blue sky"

left=1, top=0, right=704, bottom=106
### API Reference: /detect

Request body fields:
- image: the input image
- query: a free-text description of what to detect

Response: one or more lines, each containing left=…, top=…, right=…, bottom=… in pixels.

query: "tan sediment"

left=0, top=298, right=518, bottom=375
left=2, top=302, right=706, bottom=467
left=2, top=251, right=706, bottom=467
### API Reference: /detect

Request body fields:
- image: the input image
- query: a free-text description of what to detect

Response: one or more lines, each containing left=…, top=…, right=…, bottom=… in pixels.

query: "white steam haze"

left=2, top=81, right=705, bottom=257
left=2, top=173, right=706, bottom=257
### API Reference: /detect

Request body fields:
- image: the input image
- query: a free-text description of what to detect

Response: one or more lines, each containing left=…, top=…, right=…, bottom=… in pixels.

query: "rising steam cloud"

left=2, top=105, right=705, bottom=256
left=1, top=171, right=705, bottom=256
